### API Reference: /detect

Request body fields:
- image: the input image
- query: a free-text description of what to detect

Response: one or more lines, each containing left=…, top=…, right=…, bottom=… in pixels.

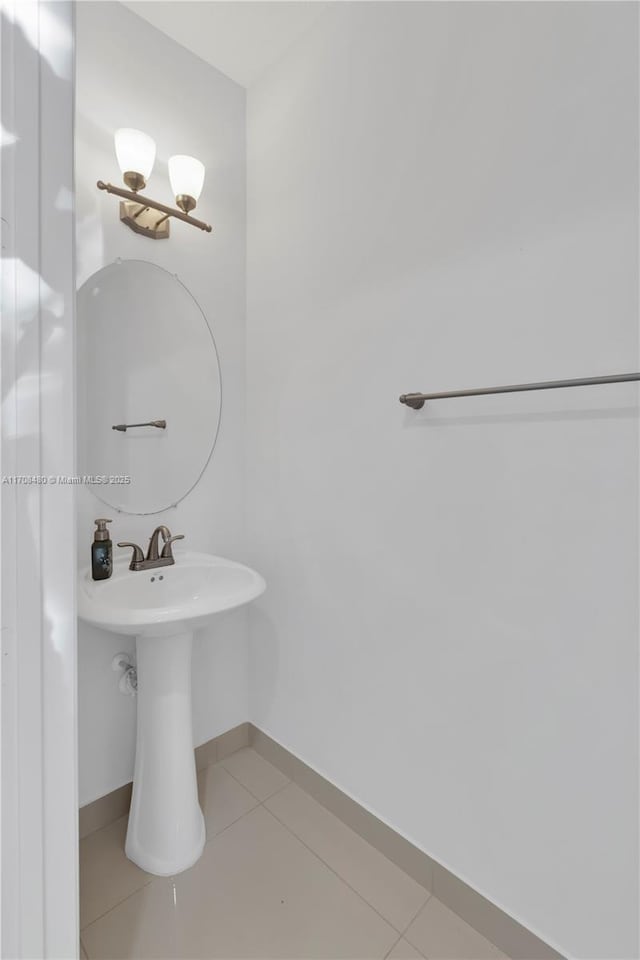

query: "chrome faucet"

left=118, top=525, right=185, bottom=572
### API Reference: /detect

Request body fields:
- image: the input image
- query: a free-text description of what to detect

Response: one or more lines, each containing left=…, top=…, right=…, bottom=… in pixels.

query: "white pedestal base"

left=125, top=631, right=205, bottom=876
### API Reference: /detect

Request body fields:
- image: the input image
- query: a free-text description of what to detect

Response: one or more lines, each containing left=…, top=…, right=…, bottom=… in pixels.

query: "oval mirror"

left=77, top=259, right=221, bottom=514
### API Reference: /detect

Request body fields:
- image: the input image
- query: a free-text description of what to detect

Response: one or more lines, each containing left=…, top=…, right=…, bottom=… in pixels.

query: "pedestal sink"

left=78, top=551, right=265, bottom=876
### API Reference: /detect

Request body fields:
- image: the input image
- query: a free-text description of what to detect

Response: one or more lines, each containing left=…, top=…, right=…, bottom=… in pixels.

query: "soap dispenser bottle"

left=92, top=519, right=113, bottom=581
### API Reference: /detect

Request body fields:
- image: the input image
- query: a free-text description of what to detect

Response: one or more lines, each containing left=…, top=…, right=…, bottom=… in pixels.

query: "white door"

left=0, top=2, right=78, bottom=956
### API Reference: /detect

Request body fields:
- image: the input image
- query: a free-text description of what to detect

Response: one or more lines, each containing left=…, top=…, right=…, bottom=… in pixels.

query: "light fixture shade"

left=169, top=155, right=205, bottom=203
left=114, top=128, right=156, bottom=180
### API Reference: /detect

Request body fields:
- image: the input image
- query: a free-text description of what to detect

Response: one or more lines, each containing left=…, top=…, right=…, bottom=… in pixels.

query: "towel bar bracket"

left=399, top=393, right=426, bottom=410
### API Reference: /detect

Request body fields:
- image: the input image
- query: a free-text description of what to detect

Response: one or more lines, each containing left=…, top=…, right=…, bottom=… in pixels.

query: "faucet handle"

left=117, top=542, right=145, bottom=569
left=160, top=534, right=184, bottom=560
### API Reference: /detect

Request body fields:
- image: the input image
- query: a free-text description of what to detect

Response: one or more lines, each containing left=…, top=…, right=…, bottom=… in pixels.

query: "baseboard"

left=79, top=720, right=563, bottom=959
left=248, top=724, right=564, bottom=960
left=79, top=782, right=133, bottom=840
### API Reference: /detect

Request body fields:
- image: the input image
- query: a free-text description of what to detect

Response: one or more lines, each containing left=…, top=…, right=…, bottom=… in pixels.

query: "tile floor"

left=80, top=747, right=509, bottom=959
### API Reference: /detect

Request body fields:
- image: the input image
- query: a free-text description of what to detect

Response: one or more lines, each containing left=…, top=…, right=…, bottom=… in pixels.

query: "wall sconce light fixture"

left=97, top=128, right=212, bottom=239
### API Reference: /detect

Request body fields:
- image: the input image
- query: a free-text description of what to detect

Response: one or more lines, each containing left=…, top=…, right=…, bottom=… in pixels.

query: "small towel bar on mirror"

left=112, top=420, right=167, bottom=432
left=399, top=373, right=640, bottom=409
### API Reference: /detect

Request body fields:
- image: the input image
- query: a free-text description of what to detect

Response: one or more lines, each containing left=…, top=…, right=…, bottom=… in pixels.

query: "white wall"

left=76, top=1, right=248, bottom=806
left=246, top=4, right=639, bottom=958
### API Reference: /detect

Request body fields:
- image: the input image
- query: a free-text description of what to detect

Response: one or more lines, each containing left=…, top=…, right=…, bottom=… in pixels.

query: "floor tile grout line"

left=383, top=932, right=429, bottom=960
left=383, top=933, right=404, bottom=959
left=398, top=891, right=434, bottom=940
left=198, top=755, right=266, bottom=806
left=201, top=751, right=503, bottom=959
left=80, top=875, right=155, bottom=933
left=241, top=756, right=434, bottom=923
left=197, top=761, right=266, bottom=833
left=82, top=797, right=400, bottom=957
left=202, top=798, right=262, bottom=848
left=263, top=801, right=403, bottom=934
left=81, top=751, right=260, bottom=939
left=81, top=820, right=429, bottom=957
left=262, top=778, right=433, bottom=932
left=217, top=751, right=292, bottom=804
left=263, top=797, right=429, bottom=940
left=255, top=778, right=292, bottom=804
left=81, top=749, right=435, bottom=955
left=216, top=758, right=276, bottom=802
left=81, top=797, right=264, bottom=936
left=400, top=895, right=509, bottom=959
left=196, top=749, right=276, bottom=851
left=81, top=751, right=279, bottom=937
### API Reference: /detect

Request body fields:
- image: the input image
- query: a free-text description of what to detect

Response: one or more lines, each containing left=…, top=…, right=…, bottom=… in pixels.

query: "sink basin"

left=78, top=551, right=265, bottom=637
left=78, top=550, right=265, bottom=877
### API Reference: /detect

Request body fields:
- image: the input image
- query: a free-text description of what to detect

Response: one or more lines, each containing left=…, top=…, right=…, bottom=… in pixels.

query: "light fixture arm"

left=96, top=181, right=212, bottom=233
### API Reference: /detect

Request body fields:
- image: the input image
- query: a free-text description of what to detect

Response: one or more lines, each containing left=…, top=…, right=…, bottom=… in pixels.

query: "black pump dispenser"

left=92, top=518, right=113, bottom=580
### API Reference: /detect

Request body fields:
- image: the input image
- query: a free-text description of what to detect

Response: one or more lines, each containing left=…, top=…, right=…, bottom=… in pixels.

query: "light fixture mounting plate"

left=119, top=200, right=170, bottom=240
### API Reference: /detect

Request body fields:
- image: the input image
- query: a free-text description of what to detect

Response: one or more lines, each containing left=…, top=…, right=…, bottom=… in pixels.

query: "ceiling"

left=122, top=1, right=331, bottom=88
